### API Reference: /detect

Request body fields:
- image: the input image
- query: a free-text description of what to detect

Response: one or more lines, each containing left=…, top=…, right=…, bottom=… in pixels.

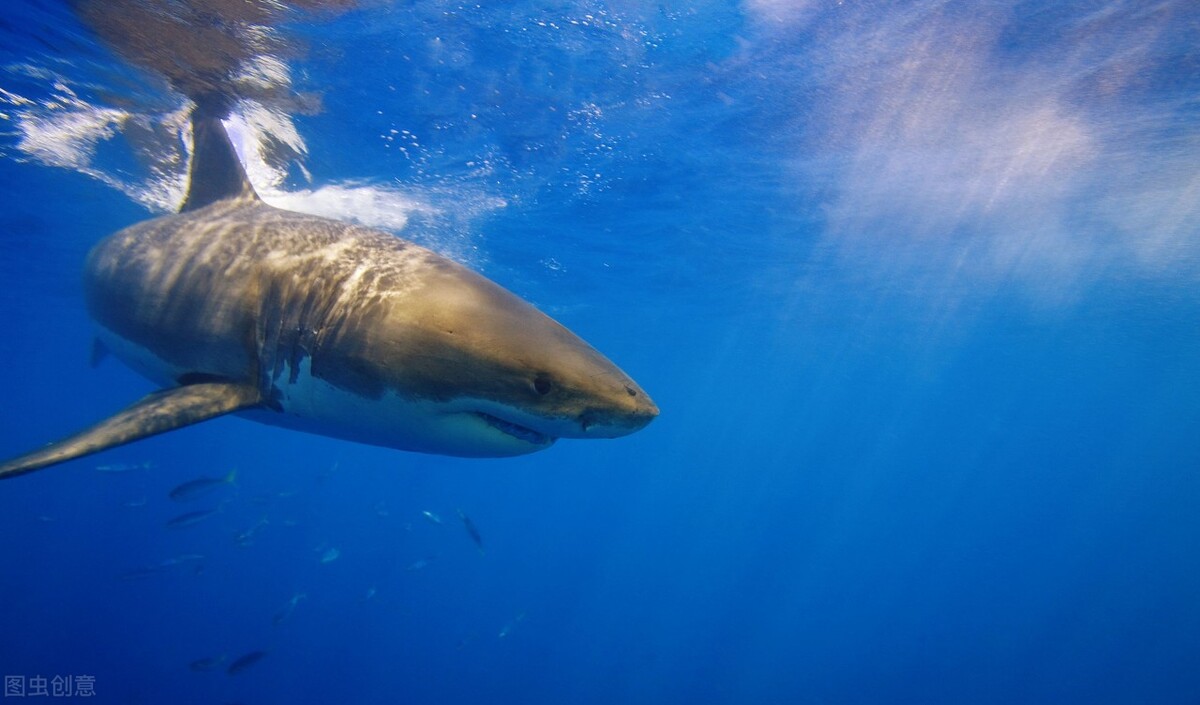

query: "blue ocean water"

left=1, top=1, right=1198, bottom=703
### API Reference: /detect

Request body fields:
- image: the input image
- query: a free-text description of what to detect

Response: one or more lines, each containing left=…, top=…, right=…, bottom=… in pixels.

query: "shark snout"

left=578, top=387, right=659, bottom=438
left=626, top=391, right=659, bottom=428
left=618, top=380, right=659, bottom=431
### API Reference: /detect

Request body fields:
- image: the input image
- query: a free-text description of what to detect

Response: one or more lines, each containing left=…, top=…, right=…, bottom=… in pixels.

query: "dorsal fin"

left=180, top=96, right=260, bottom=212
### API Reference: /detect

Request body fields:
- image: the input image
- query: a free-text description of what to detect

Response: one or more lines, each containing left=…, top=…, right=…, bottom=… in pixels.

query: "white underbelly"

left=95, top=326, right=542, bottom=458
left=252, top=357, right=543, bottom=457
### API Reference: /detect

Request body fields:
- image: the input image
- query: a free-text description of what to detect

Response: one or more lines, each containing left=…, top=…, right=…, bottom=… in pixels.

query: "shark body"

left=0, top=109, right=656, bottom=479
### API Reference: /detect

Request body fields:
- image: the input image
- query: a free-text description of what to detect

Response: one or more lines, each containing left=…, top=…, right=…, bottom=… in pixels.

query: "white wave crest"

left=263, top=183, right=437, bottom=232
left=2, top=84, right=505, bottom=246
left=14, top=104, right=127, bottom=169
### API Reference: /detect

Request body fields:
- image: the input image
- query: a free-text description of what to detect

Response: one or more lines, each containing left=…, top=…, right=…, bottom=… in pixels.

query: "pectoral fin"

left=89, top=338, right=110, bottom=368
left=0, top=383, right=262, bottom=480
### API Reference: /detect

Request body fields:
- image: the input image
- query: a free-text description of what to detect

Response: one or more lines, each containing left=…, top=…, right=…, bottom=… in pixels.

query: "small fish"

left=159, top=553, right=205, bottom=568
left=226, top=650, right=267, bottom=675
left=457, top=508, right=484, bottom=554
left=319, top=547, right=340, bottom=564
left=123, top=496, right=148, bottom=508
left=250, top=489, right=298, bottom=506
left=499, top=611, right=527, bottom=638
left=189, top=654, right=226, bottom=671
left=96, top=461, right=153, bottom=473
left=272, top=592, right=307, bottom=625
left=316, top=461, right=339, bottom=482
left=166, top=507, right=219, bottom=528
left=169, top=469, right=237, bottom=501
left=421, top=510, right=442, bottom=525
left=405, top=555, right=437, bottom=571
left=233, top=518, right=269, bottom=547
left=359, top=585, right=378, bottom=602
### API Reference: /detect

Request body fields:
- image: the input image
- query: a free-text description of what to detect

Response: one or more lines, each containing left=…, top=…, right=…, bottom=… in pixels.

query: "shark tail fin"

left=0, top=383, right=262, bottom=480
left=179, top=94, right=260, bottom=213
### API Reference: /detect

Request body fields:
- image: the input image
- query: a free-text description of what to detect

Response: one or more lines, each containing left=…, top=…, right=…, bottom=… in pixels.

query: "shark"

left=0, top=101, right=657, bottom=479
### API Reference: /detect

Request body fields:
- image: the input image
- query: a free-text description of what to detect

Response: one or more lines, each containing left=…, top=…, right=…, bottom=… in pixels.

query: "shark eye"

left=533, top=375, right=553, bottom=396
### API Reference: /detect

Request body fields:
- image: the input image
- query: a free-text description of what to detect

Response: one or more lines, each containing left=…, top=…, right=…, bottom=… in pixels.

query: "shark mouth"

left=476, top=412, right=554, bottom=446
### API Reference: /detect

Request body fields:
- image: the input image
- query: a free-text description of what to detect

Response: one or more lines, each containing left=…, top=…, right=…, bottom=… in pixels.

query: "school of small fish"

left=98, top=457, right=524, bottom=689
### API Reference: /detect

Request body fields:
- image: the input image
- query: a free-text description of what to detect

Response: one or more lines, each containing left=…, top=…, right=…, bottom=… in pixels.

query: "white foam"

left=234, top=53, right=293, bottom=93
left=262, top=183, right=435, bottom=231
left=14, top=104, right=127, bottom=169
left=220, top=101, right=307, bottom=192
left=216, top=103, right=510, bottom=242
left=2, top=82, right=505, bottom=248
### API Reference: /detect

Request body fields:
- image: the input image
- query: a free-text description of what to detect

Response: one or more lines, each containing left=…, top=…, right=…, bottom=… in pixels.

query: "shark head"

left=431, top=298, right=661, bottom=454
left=291, top=244, right=660, bottom=458
left=385, top=258, right=659, bottom=456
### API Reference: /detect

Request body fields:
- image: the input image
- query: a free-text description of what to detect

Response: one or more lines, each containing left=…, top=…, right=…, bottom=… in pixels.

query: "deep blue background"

left=2, top=1, right=1199, bottom=703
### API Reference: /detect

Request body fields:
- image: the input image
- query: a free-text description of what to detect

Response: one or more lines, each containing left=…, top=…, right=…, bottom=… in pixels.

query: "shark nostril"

left=624, top=385, right=638, bottom=397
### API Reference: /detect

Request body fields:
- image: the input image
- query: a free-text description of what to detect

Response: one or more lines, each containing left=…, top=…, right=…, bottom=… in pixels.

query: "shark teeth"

left=476, top=413, right=554, bottom=446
